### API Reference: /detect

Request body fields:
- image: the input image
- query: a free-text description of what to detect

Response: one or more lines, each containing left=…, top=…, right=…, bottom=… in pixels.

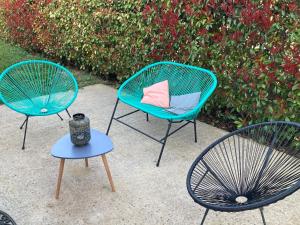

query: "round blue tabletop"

left=51, top=129, right=113, bottom=159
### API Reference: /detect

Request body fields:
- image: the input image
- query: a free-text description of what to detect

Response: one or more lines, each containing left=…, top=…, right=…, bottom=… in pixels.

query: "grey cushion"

left=165, top=92, right=201, bottom=115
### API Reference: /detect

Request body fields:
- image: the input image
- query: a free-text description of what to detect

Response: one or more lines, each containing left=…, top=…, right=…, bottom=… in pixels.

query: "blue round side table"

left=51, top=129, right=116, bottom=199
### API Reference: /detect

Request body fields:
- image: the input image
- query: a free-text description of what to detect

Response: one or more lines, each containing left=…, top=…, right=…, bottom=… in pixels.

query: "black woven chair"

left=0, top=210, right=17, bottom=225
left=186, top=121, right=300, bottom=225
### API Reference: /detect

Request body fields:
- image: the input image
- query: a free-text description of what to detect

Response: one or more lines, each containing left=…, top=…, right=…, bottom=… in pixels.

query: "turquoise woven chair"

left=0, top=60, right=78, bottom=149
left=107, top=61, right=217, bottom=166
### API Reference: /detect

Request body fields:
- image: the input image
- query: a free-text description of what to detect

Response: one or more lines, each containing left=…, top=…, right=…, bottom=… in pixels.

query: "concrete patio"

left=0, top=84, right=299, bottom=225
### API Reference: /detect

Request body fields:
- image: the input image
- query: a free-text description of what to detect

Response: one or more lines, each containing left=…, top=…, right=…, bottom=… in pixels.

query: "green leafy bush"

left=139, top=1, right=300, bottom=127
left=2, top=0, right=44, bottom=50
left=1, top=0, right=299, bottom=128
left=36, top=0, right=146, bottom=79
left=0, top=1, right=9, bottom=39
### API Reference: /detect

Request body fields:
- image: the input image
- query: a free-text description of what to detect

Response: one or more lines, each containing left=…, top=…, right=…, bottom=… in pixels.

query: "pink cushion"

left=141, top=80, right=170, bottom=108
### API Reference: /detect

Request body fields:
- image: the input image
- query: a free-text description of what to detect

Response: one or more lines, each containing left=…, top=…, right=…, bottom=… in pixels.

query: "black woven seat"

left=0, top=210, right=17, bottom=225
left=187, top=121, right=300, bottom=224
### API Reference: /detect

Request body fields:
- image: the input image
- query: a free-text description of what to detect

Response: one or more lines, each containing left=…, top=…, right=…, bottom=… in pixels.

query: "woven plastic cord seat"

left=107, top=61, right=217, bottom=166
left=0, top=210, right=17, bottom=225
left=0, top=60, right=78, bottom=149
left=187, top=121, right=300, bottom=225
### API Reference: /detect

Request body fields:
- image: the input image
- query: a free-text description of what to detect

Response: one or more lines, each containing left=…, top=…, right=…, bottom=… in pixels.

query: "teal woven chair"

left=0, top=60, right=78, bottom=149
left=107, top=61, right=217, bottom=166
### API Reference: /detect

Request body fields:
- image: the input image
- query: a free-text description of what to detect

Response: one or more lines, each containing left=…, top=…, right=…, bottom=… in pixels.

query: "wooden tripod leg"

left=85, top=158, right=88, bottom=167
left=55, top=159, right=65, bottom=199
left=101, top=155, right=115, bottom=192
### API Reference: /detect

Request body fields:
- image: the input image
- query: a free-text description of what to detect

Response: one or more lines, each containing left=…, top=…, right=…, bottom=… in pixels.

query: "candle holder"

left=69, top=113, right=91, bottom=146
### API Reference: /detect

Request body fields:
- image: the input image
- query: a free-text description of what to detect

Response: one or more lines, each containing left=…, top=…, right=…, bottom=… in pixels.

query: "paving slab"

left=0, top=84, right=299, bottom=225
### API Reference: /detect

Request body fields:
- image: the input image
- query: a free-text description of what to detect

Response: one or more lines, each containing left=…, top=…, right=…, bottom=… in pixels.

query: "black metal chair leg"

left=22, top=116, right=29, bottom=150
left=20, top=117, right=27, bottom=129
left=260, top=208, right=267, bottom=225
left=200, top=208, right=209, bottom=225
left=106, top=98, right=119, bottom=135
left=156, top=121, right=172, bottom=167
left=146, top=113, right=149, bottom=122
left=193, top=119, right=197, bottom=143
left=66, top=109, right=71, bottom=118
left=57, top=113, right=63, bottom=121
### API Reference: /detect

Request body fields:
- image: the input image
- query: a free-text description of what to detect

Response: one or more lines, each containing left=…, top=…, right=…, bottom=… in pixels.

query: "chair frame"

left=106, top=98, right=198, bottom=167
left=0, top=210, right=17, bottom=225
left=18, top=109, right=72, bottom=150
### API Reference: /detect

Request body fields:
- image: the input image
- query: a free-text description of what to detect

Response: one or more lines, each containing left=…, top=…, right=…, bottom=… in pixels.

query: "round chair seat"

left=192, top=181, right=299, bottom=212
left=0, top=210, right=17, bottom=225
left=5, top=91, right=76, bottom=116
left=0, top=60, right=78, bottom=116
left=187, top=121, right=300, bottom=214
left=118, top=61, right=217, bottom=121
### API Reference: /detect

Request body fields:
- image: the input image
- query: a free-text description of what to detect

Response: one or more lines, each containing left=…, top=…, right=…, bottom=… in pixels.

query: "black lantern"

left=69, top=113, right=91, bottom=146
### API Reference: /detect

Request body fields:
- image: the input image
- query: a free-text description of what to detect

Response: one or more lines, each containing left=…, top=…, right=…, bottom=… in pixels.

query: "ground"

left=0, top=84, right=299, bottom=225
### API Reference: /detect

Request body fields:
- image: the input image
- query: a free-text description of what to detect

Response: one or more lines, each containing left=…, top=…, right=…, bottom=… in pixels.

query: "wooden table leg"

left=85, top=158, right=88, bottom=167
left=101, top=155, right=115, bottom=192
left=55, top=159, right=65, bottom=199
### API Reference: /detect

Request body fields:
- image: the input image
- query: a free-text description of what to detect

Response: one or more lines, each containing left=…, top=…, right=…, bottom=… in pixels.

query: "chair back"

left=0, top=60, right=78, bottom=116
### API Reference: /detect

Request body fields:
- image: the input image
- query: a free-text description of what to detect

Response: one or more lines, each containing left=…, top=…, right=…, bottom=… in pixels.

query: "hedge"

left=1, top=0, right=299, bottom=128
